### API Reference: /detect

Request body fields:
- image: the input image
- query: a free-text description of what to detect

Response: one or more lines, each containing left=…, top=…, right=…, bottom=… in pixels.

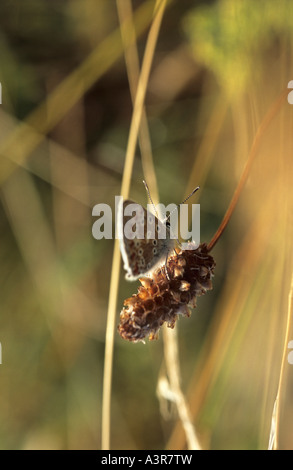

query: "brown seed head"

left=118, top=243, right=215, bottom=342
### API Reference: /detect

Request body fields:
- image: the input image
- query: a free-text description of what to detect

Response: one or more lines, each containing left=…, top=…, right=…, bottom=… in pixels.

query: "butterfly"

left=117, top=182, right=200, bottom=281
left=117, top=197, right=176, bottom=281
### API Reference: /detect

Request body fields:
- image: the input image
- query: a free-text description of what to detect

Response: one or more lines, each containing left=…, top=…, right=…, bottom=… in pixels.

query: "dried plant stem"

left=117, top=0, right=199, bottom=449
left=116, top=0, right=160, bottom=205
left=167, top=198, right=275, bottom=450
left=101, top=0, right=169, bottom=450
left=117, top=0, right=199, bottom=451
left=120, top=0, right=169, bottom=198
left=163, top=327, right=202, bottom=450
left=207, top=88, right=288, bottom=253
left=270, top=271, right=293, bottom=449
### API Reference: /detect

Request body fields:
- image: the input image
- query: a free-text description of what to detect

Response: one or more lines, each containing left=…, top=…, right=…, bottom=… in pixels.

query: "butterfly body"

left=118, top=199, right=176, bottom=280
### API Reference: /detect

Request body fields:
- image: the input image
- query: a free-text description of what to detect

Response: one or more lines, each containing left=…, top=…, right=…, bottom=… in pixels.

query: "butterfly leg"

left=164, top=249, right=171, bottom=281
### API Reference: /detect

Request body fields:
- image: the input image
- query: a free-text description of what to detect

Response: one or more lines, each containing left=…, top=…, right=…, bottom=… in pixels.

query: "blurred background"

left=0, top=0, right=293, bottom=450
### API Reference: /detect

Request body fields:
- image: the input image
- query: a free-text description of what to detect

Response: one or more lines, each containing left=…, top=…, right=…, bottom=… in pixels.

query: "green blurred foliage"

left=184, top=0, right=293, bottom=96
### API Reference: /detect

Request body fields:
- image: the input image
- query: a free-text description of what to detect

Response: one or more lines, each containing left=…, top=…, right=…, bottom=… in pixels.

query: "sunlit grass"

left=0, top=0, right=292, bottom=450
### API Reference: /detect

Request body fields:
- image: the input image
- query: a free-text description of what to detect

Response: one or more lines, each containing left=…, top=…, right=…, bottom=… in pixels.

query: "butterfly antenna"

left=143, top=180, right=159, bottom=219
left=180, top=186, right=200, bottom=205
left=165, top=186, right=200, bottom=222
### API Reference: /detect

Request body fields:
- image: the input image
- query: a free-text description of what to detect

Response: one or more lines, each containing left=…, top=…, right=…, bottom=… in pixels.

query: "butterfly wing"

left=118, top=199, right=174, bottom=280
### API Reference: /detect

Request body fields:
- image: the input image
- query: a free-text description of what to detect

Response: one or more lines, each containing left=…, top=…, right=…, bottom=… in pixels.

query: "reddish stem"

left=207, top=88, right=288, bottom=253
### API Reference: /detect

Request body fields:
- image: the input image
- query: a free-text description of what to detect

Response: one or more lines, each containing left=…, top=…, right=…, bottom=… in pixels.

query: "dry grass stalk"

left=102, top=0, right=169, bottom=450
left=117, top=0, right=204, bottom=450
left=269, top=271, right=293, bottom=449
